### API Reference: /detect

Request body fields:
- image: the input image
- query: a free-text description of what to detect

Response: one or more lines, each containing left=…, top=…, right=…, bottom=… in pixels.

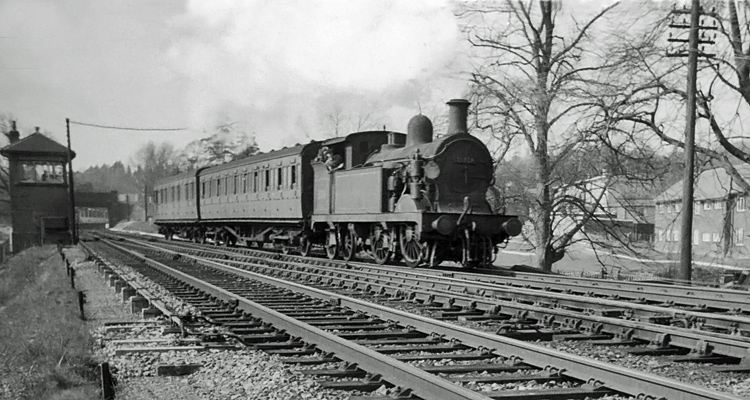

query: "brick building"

left=654, top=165, right=750, bottom=256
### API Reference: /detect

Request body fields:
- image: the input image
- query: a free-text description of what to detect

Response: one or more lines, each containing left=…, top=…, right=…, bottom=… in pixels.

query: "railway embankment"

left=0, top=246, right=99, bottom=399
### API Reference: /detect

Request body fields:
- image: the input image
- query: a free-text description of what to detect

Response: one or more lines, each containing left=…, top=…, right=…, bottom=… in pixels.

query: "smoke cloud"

left=167, top=0, right=467, bottom=149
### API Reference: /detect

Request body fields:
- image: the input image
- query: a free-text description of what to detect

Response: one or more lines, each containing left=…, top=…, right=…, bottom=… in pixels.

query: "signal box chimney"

left=7, top=121, right=19, bottom=143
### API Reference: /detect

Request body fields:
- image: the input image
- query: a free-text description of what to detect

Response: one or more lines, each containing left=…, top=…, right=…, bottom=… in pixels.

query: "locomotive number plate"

left=454, top=157, right=475, bottom=164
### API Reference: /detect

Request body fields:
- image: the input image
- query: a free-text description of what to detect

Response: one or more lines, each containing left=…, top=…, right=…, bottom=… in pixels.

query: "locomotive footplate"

left=311, top=212, right=521, bottom=238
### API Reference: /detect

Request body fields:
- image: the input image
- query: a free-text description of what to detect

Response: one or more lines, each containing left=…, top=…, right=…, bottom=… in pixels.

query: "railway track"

left=105, top=233, right=750, bottom=368
left=109, top=230, right=750, bottom=315
left=86, top=234, right=746, bottom=399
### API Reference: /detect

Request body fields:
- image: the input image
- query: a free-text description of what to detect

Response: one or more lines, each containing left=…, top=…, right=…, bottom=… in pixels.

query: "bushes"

left=0, top=247, right=99, bottom=399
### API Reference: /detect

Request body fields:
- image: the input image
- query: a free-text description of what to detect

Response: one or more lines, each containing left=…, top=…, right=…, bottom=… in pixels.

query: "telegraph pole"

left=66, top=118, right=77, bottom=245
left=144, top=184, right=149, bottom=221
left=668, top=0, right=717, bottom=283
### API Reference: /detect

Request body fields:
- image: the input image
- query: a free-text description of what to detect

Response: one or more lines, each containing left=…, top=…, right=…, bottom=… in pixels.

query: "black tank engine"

left=154, top=99, right=521, bottom=268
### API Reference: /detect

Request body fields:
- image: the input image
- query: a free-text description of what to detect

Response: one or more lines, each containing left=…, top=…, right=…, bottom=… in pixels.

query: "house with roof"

left=654, top=165, right=750, bottom=256
left=561, top=173, right=656, bottom=243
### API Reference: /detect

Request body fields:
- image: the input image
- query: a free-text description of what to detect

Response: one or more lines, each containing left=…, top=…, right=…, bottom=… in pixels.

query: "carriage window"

left=233, top=174, right=238, bottom=195
left=291, top=165, right=297, bottom=188
left=216, top=178, right=221, bottom=197
left=243, top=173, right=248, bottom=193
left=277, top=168, right=283, bottom=190
left=224, top=177, right=228, bottom=195
left=253, top=172, right=258, bottom=193
left=19, top=162, right=65, bottom=184
left=201, top=181, right=206, bottom=199
left=177, top=185, right=181, bottom=201
left=264, top=170, right=270, bottom=191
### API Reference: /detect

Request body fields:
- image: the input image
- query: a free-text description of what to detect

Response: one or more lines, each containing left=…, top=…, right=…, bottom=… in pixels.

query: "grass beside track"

left=0, top=246, right=99, bottom=400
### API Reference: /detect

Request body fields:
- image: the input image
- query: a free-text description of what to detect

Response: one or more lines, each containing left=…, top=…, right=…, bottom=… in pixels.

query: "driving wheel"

left=370, top=227, right=392, bottom=265
left=300, top=236, right=312, bottom=257
left=325, top=230, right=339, bottom=260
left=400, top=226, right=423, bottom=268
left=341, top=230, right=357, bottom=261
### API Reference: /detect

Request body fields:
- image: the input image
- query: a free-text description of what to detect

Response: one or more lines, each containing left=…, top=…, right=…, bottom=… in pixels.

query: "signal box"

left=0, top=124, right=75, bottom=252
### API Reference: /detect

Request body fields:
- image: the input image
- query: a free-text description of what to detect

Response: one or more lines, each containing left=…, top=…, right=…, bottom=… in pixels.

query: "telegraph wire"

left=68, top=120, right=187, bottom=132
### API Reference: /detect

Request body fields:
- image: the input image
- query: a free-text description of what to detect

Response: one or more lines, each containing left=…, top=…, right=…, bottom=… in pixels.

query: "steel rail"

left=108, top=230, right=750, bottom=313
left=100, top=240, right=494, bottom=400
left=104, top=230, right=750, bottom=313
left=113, top=239, right=743, bottom=400
left=446, top=269, right=750, bottom=313
left=222, top=255, right=750, bottom=361
left=116, top=237, right=750, bottom=362
left=126, top=236, right=750, bottom=330
left=258, top=255, right=750, bottom=335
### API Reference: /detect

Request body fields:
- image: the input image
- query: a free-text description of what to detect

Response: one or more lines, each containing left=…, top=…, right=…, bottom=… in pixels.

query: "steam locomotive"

left=154, top=99, right=521, bottom=268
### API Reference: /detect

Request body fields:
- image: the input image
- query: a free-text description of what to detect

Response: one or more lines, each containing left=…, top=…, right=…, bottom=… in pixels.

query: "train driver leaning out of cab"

left=322, top=147, right=343, bottom=172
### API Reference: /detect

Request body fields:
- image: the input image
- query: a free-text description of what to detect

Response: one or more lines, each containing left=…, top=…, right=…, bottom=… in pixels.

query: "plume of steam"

left=167, top=0, right=466, bottom=149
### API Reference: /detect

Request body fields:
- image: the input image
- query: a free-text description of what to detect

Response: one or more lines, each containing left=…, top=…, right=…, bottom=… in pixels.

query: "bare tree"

left=461, top=1, right=667, bottom=271
left=601, top=1, right=750, bottom=188
left=132, top=141, right=177, bottom=190
left=318, top=102, right=381, bottom=138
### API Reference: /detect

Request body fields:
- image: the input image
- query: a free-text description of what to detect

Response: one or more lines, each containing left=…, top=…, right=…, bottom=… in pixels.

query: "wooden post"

left=77, top=290, right=85, bottom=320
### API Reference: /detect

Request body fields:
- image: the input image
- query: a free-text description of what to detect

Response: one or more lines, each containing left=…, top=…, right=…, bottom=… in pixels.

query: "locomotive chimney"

left=405, top=114, right=433, bottom=147
left=446, top=98, right=471, bottom=136
left=6, top=121, right=19, bottom=143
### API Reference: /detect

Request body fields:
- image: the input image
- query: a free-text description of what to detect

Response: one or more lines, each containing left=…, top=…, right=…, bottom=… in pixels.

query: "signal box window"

left=19, top=162, right=65, bottom=184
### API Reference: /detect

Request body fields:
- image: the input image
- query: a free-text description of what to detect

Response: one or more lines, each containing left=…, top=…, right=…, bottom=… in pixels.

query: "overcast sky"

left=0, top=0, right=468, bottom=170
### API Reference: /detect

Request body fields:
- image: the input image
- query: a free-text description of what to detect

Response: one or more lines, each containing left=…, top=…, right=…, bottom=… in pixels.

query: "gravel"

left=540, top=341, right=750, bottom=398
left=84, top=243, right=354, bottom=400
left=100, top=241, right=750, bottom=399
left=311, top=279, right=750, bottom=398
left=86, top=244, right=199, bottom=315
